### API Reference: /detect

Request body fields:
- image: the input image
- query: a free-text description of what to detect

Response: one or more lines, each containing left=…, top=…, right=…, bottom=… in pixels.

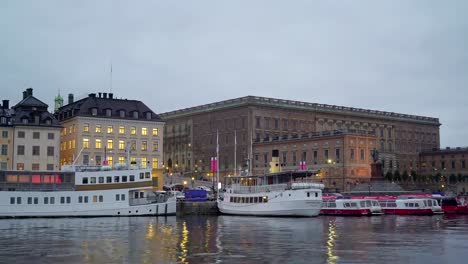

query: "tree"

left=385, top=171, right=393, bottom=182
left=433, top=172, right=442, bottom=183
left=402, top=171, right=409, bottom=182
left=394, top=170, right=401, bottom=182
left=410, top=170, right=418, bottom=182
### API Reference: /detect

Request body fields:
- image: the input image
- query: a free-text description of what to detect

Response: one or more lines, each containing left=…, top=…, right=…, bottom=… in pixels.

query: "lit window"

left=95, top=139, right=102, bottom=149
left=83, top=138, right=89, bottom=149
left=141, top=141, right=147, bottom=151
left=119, top=126, right=125, bottom=134
left=153, top=141, right=159, bottom=152
left=107, top=139, right=113, bottom=149
left=107, top=126, right=113, bottom=134
left=95, top=125, right=101, bottom=133
left=152, top=128, right=158, bottom=136
left=130, top=157, right=136, bottom=165
left=152, top=158, right=158, bottom=169
left=119, top=140, right=125, bottom=150
left=142, top=127, right=147, bottom=136
left=118, top=156, right=125, bottom=164
left=107, top=156, right=113, bottom=166
left=141, top=157, right=147, bottom=168
left=131, top=127, right=136, bottom=135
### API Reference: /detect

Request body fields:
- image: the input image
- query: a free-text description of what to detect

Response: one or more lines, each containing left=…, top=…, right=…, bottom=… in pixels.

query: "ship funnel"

left=269, top=149, right=280, bottom=173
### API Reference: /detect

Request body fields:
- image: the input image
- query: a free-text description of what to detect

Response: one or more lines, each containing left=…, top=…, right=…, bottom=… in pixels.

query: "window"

left=122, top=176, right=128, bottom=182
left=283, top=119, right=288, bottom=130
left=34, top=197, right=39, bottom=204
left=141, top=141, right=147, bottom=151
left=121, top=194, right=125, bottom=201
left=108, top=156, right=113, bottom=166
left=98, top=177, right=104, bottom=183
left=67, top=197, right=71, bottom=203
left=140, top=172, right=145, bottom=179
left=255, top=116, right=260, bottom=128
left=118, top=156, right=125, bottom=164
left=360, top=149, right=365, bottom=160
left=17, top=197, right=22, bottom=204
left=119, top=126, right=125, bottom=134
left=452, top=160, right=456, bottom=169
left=48, top=133, right=54, bottom=140
left=116, top=194, right=121, bottom=201
left=145, top=172, right=151, bottom=178
left=31, top=163, right=39, bottom=170
left=83, top=155, right=89, bottom=165
left=16, top=163, right=24, bottom=170
left=33, top=132, right=40, bottom=139
left=350, top=149, right=355, bottom=160
left=313, top=151, right=318, bottom=164
left=324, top=149, right=329, bottom=161
left=90, top=177, right=96, bottom=184
left=2, top=131, right=8, bottom=138
left=79, top=196, right=83, bottom=203
left=0, top=162, right=6, bottom=170
left=93, top=138, right=101, bottom=149
left=119, top=140, right=125, bottom=150
left=44, top=197, right=49, bottom=204
left=99, top=195, right=103, bottom=202
left=32, top=146, right=40, bottom=156
left=130, top=175, right=135, bottom=181
left=91, top=108, right=98, bottom=116
left=18, top=131, right=25, bottom=138
left=84, top=196, right=88, bottom=203
left=335, top=149, right=340, bottom=162
left=142, top=127, right=147, bottom=136
left=146, top=112, right=152, bottom=119
left=10, top=197, right=15, bottom=204
left=152, top=158, right=158, bottom=169
left=107, top=125, right=113, bottom=134
left=106, top=176, right=112, bottom=183
left=47, top=146, right=54, bottom=156
left=95, top=125, right=101, bottom=133
left=28, top=197, right=32, bottom=204
left=106, top=109, right=112, bottom=117
left=133, top=111, right=139, bottom=118
left=107, top=139, right=113, bottom=149
left=93, top=195, right=98, bottom=203
left=141, top=157, right=147, bottom=168
left=1, top=144, right=7, bottom=155
left=83, top=123, right=89, bottom=132
left=50, top=197, right=55, bottom=204
left=462, top=160, right=466, bottom=169
left=60, top=197, right=65, bottom=204
left=264, top=117, right=270, bottom=129
left=152, top=128, right=158, bottom=136
left=83, top=138, right=89, bottom=148
left=82, top=177, right=88, bottom=184
left=153, top=141, right=159, bottom=152
left=131, top=127, right=136, bottom=135
left=114, top=176, right=120, bottom=183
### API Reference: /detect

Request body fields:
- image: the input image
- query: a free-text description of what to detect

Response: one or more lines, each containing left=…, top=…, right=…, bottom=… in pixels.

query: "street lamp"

left=191, top=177, right=195, bottom=188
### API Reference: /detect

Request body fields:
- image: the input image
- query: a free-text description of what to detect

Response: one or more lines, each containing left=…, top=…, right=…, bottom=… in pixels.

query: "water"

left=0, top=215, right=467, bottom=264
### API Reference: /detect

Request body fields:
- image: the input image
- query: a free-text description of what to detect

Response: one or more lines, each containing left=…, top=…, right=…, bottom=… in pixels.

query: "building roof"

left=10, top=90, right=61, bottom=128
left=56, top=93, right=162, bottom=122
left=160, top=95, right=440, bottom=125
left=420, top=147, right=468, bottom=155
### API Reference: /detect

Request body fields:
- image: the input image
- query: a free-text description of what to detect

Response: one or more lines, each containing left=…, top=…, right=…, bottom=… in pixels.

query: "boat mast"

left=234, top=130, right=237, bottom=176
left=216, top=129, right=220, bottom=199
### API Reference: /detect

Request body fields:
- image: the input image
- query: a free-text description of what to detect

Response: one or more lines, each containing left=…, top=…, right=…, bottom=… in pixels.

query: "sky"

left=1, top=0, right=467, bottom=147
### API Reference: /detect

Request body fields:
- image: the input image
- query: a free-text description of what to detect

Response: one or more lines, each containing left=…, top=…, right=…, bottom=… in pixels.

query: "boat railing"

left=231, top=183, right=288, bottom=194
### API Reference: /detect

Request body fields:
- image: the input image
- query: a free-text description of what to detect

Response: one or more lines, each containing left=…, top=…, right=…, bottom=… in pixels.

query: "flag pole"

left=234, top=130, right=237, bottom=177
left=216, top=129, right=220, bottom=199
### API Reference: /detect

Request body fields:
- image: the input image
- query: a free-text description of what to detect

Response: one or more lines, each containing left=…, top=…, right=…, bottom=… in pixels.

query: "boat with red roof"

left=320, top=194, right=383, bottom=216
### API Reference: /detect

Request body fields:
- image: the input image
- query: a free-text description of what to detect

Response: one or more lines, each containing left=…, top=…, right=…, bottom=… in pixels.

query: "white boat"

left=218, top=171, right=324, bottom=217
left=321, top=197, right=383, bottom=216
left=0, top=164, right=176, bottom=218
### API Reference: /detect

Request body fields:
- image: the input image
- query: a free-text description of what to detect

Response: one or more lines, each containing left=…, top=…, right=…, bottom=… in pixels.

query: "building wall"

left=161, top=96, right=440, bottom=179
left=0, top=127, right=14, bottom=170
left=12, top=126, right=61, bottom=171
left=60, top=117, right=164, bottom=170
left=419, top=147, right=468, bottom=178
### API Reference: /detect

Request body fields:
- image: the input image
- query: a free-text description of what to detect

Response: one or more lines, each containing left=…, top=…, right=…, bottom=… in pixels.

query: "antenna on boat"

left=72, top=146, right=85, bottom=166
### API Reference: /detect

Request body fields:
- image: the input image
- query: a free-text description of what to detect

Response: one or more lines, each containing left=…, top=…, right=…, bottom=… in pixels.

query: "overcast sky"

left=1, top=0, right=467, bottom=147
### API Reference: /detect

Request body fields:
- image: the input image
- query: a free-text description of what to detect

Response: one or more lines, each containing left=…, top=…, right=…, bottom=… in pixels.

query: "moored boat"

left=0, top=164, right=176, bottom=218
left=321, top=196, right=382, bottom=216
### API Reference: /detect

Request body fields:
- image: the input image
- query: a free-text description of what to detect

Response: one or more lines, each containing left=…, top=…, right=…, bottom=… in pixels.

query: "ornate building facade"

left=161, top=96, right=440, bottom=182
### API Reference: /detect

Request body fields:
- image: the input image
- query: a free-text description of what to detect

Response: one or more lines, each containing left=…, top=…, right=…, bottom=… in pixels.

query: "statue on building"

left=371, top=148, right=379, bottom=163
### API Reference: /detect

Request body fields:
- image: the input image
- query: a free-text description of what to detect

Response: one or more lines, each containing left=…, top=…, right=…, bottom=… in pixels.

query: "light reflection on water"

left=0, top=215, right=468, bottom=263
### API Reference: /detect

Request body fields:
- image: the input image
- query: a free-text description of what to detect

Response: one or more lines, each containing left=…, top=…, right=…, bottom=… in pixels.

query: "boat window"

left=414, top=203, right=419, bottom=207
left=17, top=197, right=21, bottom=204
left=121, top=194, right=125, bottom=201
left=140, top=173, right=144, bottom=179
left=60, top=197, right=65, bottom=204
left=134, top=192, right=139, bottom=199
left=90, top=177, right=96, bottom=184
left=307, top=192, right=310, bottom=197
left=404, top=202, right=409, bottom=207
left=254, top=197, right=258, bottom=203
left=350, top=202, right=358, bottom=208
left=330, top=202, right=336, bottom=208
left=82, top=177, right=88, bottom=184
left=230, top=197, right=233, bottom=203
left=315, top=192, right=318, bottom=198
left=106, top=176, right=112, bottom=183
left=262, top=196, right=268, bottom=203
left=34, top=197, right=38, bottom=204
left=372, top=201, right=379, bottom=206
left=344, top=202, right=350, bottom=208
left=130, top=175, right=135, bottom=182
left=122, top=176, right=128, bottom=182
left=67, top=197, right=71, bottom=204
left=99, top=195, right=103, bottom=202
left=116, top=194, right=120, bottom=201
left=248, top=197, right=252, bottom=203
left=360, top=201, right=366, bottom=207
left=140, top=192, right=144, bottom=198
left=44, top=197, right=49, bottom=204
left=424, top=200, right=428, bottom=207
left=233, top=197, right=237, bottom=203
left=366, top=201, right=372, bottom=207
left=93, top=195, right=97, bottom=203
left=50, top=197, right=55, bottom=204
left=114, top=176, right=120, bottom=183
left=98, top=177, right=104, bottom=183
left=84, top=196, right=89, bottom=203
left=145, top=172, right=151, bottom=178
left=28, top=197, right=32, bottom=204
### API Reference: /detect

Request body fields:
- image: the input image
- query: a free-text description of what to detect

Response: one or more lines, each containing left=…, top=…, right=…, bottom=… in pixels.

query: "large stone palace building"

left=160, top=96, right=440, bottom=185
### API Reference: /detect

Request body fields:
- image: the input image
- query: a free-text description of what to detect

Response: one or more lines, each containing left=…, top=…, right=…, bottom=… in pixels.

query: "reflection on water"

left=0, top=215, right=468, bottom=263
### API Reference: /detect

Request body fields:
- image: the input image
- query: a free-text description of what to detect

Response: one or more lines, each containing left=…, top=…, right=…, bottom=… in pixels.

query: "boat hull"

left=320, top=208, right=382, bottom=216
left=382, top=208, right=435, bottom=215
left=218, top=199, right=322, bottom=217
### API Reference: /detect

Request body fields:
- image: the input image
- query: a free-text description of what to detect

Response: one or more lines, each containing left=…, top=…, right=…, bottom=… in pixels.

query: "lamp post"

left=191, top=177, right=195, bottom=188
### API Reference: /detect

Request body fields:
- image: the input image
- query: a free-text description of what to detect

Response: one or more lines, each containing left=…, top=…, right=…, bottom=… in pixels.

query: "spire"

left=54, top=89, right=64, bottom=112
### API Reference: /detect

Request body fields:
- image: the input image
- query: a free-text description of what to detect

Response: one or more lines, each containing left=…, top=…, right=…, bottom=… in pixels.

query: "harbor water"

left=0, top=215, right=467, bottom=264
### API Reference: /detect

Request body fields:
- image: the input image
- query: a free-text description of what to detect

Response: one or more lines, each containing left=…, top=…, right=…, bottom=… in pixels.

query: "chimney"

left=98, top=92, right=102, bottom=98
left=26, top=88, right=33, bottom=97
left=23, top=91, right=27, bottom=99
left=2, top=100, right=9, bottom=109
left=89, top=93, right=96, bottom=98
left=269, top=149, right=280, bottom=174
left=68, top=93, right=74, bottom=104
left=103, top=92, right=107, bottom=99
left=109, top=93, right=113, bottom=99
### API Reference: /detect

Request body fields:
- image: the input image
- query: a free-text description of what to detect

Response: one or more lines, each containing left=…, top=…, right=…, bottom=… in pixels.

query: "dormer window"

left=22, top=118, right=28, bottom=124
left=106, top=109, right=112, bottom=117
left=119, top=110, right=125, bottom=118
left=133, top=111, right=139, bottom=119
left=91, top=108, right=97, bottom=116
left=0, top=117, right=6, bottom=124
left=34, top=116, right=40, bottom=124
left=45, top=119, right=51, bottom=125
left=146, top=112, right=152, bottom=120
